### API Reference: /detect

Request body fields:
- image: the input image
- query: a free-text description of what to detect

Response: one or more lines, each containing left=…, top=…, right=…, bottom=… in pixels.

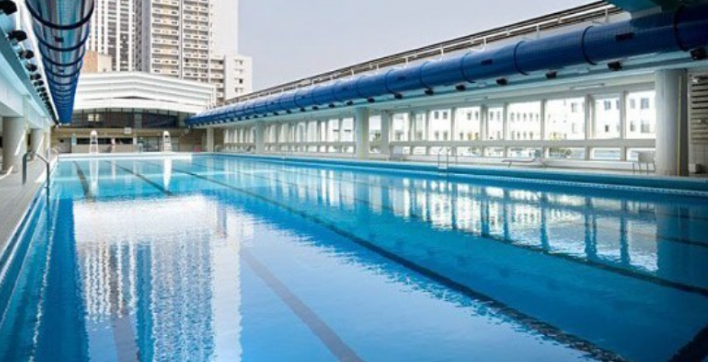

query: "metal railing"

left=22, top=151, right=51, bottom=192
left=436, top=147, right=458, bottom=171
left=219, top=1, right=621, bottom=107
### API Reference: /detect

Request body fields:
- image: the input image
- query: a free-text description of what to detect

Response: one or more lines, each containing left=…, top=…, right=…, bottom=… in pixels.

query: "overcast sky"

left=240, top=0, right=590, bottom=91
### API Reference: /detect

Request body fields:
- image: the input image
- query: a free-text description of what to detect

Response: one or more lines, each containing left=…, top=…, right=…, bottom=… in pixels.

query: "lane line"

left=243, top=250, right=365, bottom=362
left=107, top=161, right=174, bottom=196
left=72, top=161, right=95, bottom=202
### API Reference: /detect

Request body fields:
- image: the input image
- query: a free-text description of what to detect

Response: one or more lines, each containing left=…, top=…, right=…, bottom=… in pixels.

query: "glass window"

left=392, top=113, right=410, bottom=142
left=369, top=115, right=381, bottom=142
left=545, top=98, right=585, bottom=140
left=508, top=148, right=541, bottom=158
left=548, top=147, right=586, bottom=159
left=341, top=118, right=354, bottom=142
left=594, top=96, right=621, bottom=139
left=507, top=102, right=541, bottom=140
left=457, top=147, right=483, bottom=157
left=486, top=107, right=504, bottom=140
left=328, top=119, right=340, bottom=142
left=413, top=113, right=426, bottom=141
left=485, top=147, right=505, bottom=157
left=626, top=91, right=656, bottom=139
left=591, top=148, right=622, bottom=161
left=455, top=107, right=482, bottom=141
left=429, top=108, right=451, bottom=141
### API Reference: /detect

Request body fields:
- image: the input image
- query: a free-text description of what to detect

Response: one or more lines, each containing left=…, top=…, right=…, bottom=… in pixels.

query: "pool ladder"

left=436, top=147, right=458, bottom=172
left=22, top=151, right=51, bottom=192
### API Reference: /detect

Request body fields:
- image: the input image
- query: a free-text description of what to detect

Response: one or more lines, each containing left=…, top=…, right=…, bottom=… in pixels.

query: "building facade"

left=87, top=0, right=253, bottom=103
left=134, top=0, right=252, bottom=103
left=54, top=72, right=215, bottom=153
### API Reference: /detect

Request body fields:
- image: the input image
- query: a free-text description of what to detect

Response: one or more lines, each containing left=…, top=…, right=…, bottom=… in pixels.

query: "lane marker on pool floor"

left=243, top=249, right=365, bottom=362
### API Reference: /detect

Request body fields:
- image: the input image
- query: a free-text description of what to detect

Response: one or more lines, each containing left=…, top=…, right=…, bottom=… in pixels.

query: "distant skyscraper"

left=87, top=0, right=137, bottom=71
left=88, top=0, right=253, bottom=103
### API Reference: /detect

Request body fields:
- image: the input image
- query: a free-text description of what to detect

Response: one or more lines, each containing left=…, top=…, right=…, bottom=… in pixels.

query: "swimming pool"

left=1, top=154, right=707, bottom=362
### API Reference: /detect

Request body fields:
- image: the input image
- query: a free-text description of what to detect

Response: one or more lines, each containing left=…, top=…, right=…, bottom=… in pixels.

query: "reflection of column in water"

left=584, top=198, right=598, bottom=260
left=89, top=159, right=99, bottom=196
left=111, top=162, right=117, bottom=180
left=163, top=159, right=172, bottom=190
left=619, top=201, right=630, bottom=266
left=540, top=194, right=550, bottom=251
left=656, top=205, right=708, bottom=284
left=481, top=188, right=490, bottom=237
left=212, top=206, right=243, bottom=361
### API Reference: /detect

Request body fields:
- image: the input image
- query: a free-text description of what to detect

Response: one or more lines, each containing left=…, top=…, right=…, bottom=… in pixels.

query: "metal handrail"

left=22, top=151, right=51, bottom=192
left=436, top=147, right=459, bottom=170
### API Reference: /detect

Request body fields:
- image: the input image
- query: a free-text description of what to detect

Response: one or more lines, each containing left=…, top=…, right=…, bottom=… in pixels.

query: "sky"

left=240, top=0, right=590, bottom=91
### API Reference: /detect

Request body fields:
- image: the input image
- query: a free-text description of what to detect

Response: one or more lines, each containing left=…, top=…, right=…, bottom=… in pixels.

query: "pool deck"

left=0, top=156, right=55, bottom=255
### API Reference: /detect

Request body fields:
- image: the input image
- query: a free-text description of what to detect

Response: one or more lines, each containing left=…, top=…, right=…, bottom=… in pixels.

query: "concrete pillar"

left=2, top=117, right=27, bottom=174
left=380, top=111, right=391, bottom=155
left=355, top=107, right=370, bottom=159
left=655, top=69, right=689, bottom=176
left=255, top=121, right=265, bottom=154
left=30, top=128, right=45, bottom=156
left=206, top=127, right=215, bottom=152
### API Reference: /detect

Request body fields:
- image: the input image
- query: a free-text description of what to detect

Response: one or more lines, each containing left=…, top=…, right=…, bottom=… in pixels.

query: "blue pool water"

left=1, top=154, right=708, bottom=362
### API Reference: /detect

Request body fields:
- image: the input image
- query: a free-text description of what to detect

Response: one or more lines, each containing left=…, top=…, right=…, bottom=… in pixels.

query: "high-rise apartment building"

left=88, top=0, right=137, bottom=71
left=87, top=0, right=253, bottom=103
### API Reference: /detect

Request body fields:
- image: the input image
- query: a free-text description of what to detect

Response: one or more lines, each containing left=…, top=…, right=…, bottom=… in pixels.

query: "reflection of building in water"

left=74, top=196, right=246, bottom=360
left=254, top=170, right=689, bottom=275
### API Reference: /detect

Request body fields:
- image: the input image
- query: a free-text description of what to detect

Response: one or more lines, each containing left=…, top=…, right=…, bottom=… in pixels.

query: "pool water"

left=1, top=154, right=707, bottom=362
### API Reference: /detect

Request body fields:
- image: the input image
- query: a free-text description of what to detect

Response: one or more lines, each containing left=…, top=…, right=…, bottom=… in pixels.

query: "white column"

left=655, top=69, right=689, bottom=176
left=2, top=117, right=27, bottom=174
left=255, top=121, right=265, bottom=154
left=206, top=128, right=215, bottom=152
left=380, top=111, right=391, bottom=156
left=30, top=128, right=46, bottom=156
left=355, top=107, right=370, bottom=159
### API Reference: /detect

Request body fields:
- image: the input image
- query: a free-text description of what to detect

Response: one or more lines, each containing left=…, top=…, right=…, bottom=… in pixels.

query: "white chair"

left=633, top=151, right=656, bottom=175
left=502, top=150, right=546, bottom=168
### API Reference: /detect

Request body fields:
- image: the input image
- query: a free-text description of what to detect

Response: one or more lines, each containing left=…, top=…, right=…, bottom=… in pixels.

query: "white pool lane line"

left=242, top=249, right=365, bottom=362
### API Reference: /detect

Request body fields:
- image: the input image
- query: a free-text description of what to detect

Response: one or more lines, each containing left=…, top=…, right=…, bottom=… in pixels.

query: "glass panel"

left=507, top=102, right=541, bottom=140
left=429, top=109, right=451, bottom=141
left=626, top=91, right=656, bottom=139
left=591, top=148, right=622, bottom=160
left=545, top=98, right=585, bottom=140
left=486, top=107, right=504, bottom=141
left=508, top=148, right=541, bottom=158
left=485, top=147, right=505, bottom=157
left=369, top=115, right=382, bottom=142
left=392, top=113, right=410, bottom=142
left=457, top=147, right=482, bottom=157
left=594, top=96, right=621, bottom=139
left=455, top=107, right=482, bottom=141
left=341, top=118, right=354, bottom=142
left=548, top=147, right=586, bottom=159
left=413, top=113, right=427, bottom=141
left=328, top=119, right=340, bottom=142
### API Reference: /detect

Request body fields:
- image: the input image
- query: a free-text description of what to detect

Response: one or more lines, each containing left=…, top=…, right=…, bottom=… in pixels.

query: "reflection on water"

left=1, top=156, right=707, bottom=362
